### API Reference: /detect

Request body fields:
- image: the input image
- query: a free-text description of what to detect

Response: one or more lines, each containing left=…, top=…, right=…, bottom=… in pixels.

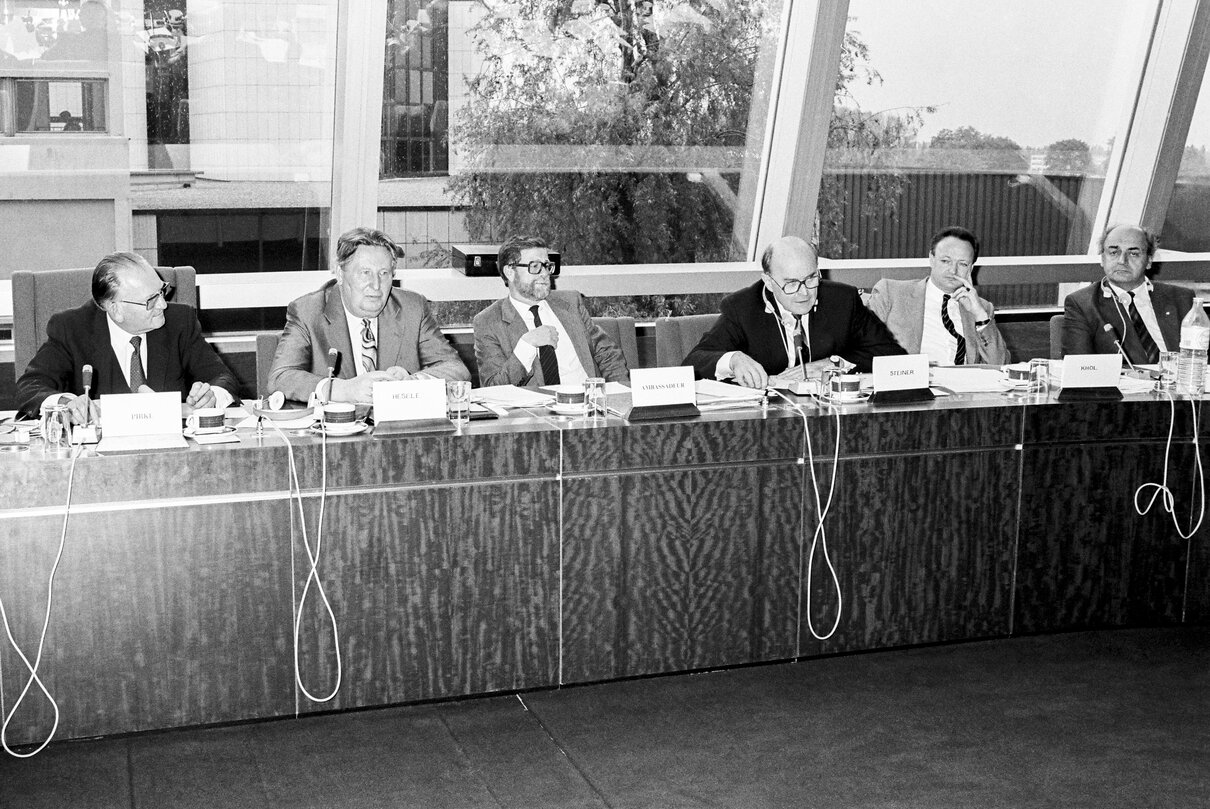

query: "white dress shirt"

left=1105, top=279, right=1168, bottom=352
left=509, top=297, right=589, bottom=385
left=920, top=280, right=962, bottom=364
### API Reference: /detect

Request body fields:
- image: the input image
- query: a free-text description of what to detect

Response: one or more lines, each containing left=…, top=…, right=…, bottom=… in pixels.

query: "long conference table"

left=1, top=390, right=1208, bottom=747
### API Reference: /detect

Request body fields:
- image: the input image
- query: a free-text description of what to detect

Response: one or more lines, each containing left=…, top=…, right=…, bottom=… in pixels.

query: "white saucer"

left=547, top=402, right=586, bottom=415
left=184, top=425, right=235, bottom=438
left=310, top=421, right=368, bottom=437
left=254, top=406, right=314, bottom=421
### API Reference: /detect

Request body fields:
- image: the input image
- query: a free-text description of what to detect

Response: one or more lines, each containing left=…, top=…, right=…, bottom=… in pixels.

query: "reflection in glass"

left=16, top=79, right=106, bottom=132
left=1162, top=64, right=1210, bottom=252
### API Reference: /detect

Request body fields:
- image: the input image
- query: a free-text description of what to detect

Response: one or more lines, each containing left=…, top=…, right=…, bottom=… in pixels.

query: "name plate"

left=101, top=391, right=182, bottom=437
left=373, top=378, right=446, bottom=421
left=872, top=354, right=930, bottom=391
left=1061, top=354, right=1121, bottom=388
left=630, top=366, right=697, bottom=407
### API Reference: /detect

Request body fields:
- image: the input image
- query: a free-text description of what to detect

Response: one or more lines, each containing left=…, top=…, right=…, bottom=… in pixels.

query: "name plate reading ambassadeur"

left=872, top=354, right=930, bottom=391
left=1061, top=354, right=1121, bottom=388
left=630, top=366, right=697, bottom=407
left=373, top=378, right=446, bottom=421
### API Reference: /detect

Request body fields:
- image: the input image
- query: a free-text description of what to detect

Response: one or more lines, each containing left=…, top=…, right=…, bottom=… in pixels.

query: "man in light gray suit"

left=268, top=227, right=468, bottom=403
left=473, top=235, right=628, bottom=387
left=867, top=226, right=1008, bottom=365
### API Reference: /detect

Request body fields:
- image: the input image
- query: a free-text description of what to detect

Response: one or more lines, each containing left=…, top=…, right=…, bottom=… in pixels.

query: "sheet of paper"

left=695, top=379, right=764, bottom=401
left=472, top=385, right=555, bottom=408
left=929, top=367, right=1008, bottom=393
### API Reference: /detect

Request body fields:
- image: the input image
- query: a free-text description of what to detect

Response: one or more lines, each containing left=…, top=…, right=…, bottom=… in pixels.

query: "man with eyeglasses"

left=268, top=226, right=468, bottom=404
left=1061, top=223, right=1192, bottom=363
left=16, top=251, right=239, bottom=423
left=866, top=226, right=1008, bottom=365
left=685, top=235, right=904, bottom=388
left=473, top=235, right=628, bottom=387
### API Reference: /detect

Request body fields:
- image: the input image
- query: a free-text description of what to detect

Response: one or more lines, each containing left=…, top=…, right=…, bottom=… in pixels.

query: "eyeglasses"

left=765, top=272, right=820, bottom=295
left=119, top=282, right=173, bottom=311
left=508, top=260, right=559, bottom=276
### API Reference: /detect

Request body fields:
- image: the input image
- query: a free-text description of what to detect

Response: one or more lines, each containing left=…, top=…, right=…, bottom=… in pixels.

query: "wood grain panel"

left=0, top=501, right=295, bottom=746
left=836, top=404, right=1021, bottom=457
left=290, top=480, right=560, bottom=711
left=798, top=450, right=1019, bottom=657
left=561, top=463, right=801, bottom=682
left=1016, top=442, right=1194, bottom=633
left=1024, top=399, right=1197, bottom=445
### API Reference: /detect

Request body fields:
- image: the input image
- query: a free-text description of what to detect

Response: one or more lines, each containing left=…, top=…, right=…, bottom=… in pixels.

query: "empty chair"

left=654, top=313, right=718, bottom=367
left=591, top=315, right=640, bottom=370
left=12, top=265, right=197, bottom=381
left=1049, top=314, right=1064, bottom=360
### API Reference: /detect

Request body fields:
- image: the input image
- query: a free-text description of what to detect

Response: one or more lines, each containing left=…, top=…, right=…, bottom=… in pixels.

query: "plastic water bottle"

left=1176, top=297, right=1210, bottom=394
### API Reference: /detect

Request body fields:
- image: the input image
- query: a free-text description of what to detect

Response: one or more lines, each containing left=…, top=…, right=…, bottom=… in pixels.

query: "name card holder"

left=868, top=354, right=935, bottom=405
left=606, top=367, right=701, bottom=422
left=372, top=379, right=456, bottom=435
left=1057, top=354, right=1123, bottom=401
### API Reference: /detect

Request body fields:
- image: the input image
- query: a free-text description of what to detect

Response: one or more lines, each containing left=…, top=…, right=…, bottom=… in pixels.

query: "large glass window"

left=1161, top=65, right=1210, bottom=253
left=382, top=0, right=449, bottom=177
left=822, top=0, right=1157, bottom=258
left=382, top=0, right=785, bottom=265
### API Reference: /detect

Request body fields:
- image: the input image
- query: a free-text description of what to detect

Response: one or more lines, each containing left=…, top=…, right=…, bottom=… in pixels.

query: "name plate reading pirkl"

left=872, top=354, right=929, bottom=391
left=101, top=391, right=182, bottom=437
left=373, top=378, right=446, bottom=421
left=630, top=366, right=697, bottom=407
left=1061, top=354, right=1121, bottom=388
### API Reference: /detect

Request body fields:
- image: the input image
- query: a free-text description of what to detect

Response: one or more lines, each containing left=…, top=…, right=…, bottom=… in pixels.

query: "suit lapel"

left=547, top=294, right=594, bottom=375
left=145, top=323, right=170, bottom=391
left=501, top=300, right=539, bottom=382
left=323, top=284, right=357, bottom=378
left=92, top=308, right=128, bottom=393
left=1151, top=286, right=1183, bottom=351
left=377, top=291, right=404, bottom=372
left=903, top=280, right=927, bottom=353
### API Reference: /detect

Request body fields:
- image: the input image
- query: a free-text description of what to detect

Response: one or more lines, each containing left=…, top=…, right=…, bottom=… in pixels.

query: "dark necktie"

left=128, top=335, right=146, bottom=391
left=1127, top=292, right=1160, bottom=364
left=530, top=305, right=560, bottom=384
left=940, top=294, right=966, bottom=365
left=360, top=318, right=377, bottom=373
left=792, top=315, right=806, bottom=365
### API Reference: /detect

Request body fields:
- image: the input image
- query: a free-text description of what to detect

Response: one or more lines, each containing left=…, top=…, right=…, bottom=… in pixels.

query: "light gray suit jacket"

left=867, top=278, right=1009, bottom=365
left=267, top=279, right=468, bottom=402
left=473, top=290, right=629, bottom=387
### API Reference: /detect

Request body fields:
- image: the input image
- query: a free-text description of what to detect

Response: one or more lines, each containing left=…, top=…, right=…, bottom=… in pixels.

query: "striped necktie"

left=530, top=305, right=560, bottom=384
left=360, top=318, right=377, bottom=373
left=1127, top=292, right=1160, bottom=364
left=940, top=294, right=966, bottom=365
left=129, top=335, right=146, bottom=391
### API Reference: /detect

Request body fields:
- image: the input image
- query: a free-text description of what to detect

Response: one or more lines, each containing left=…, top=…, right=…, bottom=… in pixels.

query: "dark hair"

left=497, top=235, right=550, bottom=286
left=760, top=237, right=819, bottom=273
left=1098, top=223, right=1158, bottom=258
left=929, top=226, right=980, bottom=263
left=92, top=251, right=151, bottom=306
left=335, top=227, right=400, bottom=270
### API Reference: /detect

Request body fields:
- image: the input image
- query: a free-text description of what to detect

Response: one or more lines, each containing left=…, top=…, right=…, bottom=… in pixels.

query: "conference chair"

left=11, top=265, right=197, bottom=382
left=591, top=315, right=640, bottom=370
left=654, top=314, right=718, bottom=367
left=1049, top=314, right=1064, bottom=360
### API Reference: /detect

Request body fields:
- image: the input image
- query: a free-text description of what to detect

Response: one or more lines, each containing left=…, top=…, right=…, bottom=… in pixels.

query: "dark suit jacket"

left=1062, top=280, right=1193, bottom=363
left=684, top=280, right=906, bottom=378
left=17, top=301, right=239, bottom=417
left=473, top=290, right=629, bottom=387
left=267, top=280, right=468, bottom=402
left=866, top=277, right=1009, bottom=364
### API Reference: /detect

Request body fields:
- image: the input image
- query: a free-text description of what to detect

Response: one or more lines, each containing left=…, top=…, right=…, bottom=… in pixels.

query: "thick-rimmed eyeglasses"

left=508, top=260, right=559, bottom=276
left=765, top=272, right=819, bottom=295
left=119, top=283, right=173, bottom=311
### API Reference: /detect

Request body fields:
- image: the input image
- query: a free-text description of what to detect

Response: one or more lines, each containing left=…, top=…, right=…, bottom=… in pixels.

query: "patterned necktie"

left=791, top=315, right=806, bottom=365
left=529, top=305, right=560, bottom=384
left=128, top=335, right=146, bottom=391
left=360, top=318, right=377, bottom=373
left=940, top=294, right=966, bottom=365
left=1127, top=292, right=1160, bottom=364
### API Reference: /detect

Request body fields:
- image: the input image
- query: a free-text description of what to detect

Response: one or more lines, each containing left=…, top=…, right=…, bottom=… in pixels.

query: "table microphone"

left=74, top=363, right=100, bottom=444
left=81, top=364, right=93, bottom=424
left=1103, top=322, right=1136, bottom=371
left=324, top=348, right=341, bottom=405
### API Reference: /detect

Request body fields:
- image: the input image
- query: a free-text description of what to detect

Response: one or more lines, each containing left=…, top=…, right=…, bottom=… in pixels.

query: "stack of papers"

left=695, top=379, right=764, bottom=411
left=473, top=386, right=554, bottom=409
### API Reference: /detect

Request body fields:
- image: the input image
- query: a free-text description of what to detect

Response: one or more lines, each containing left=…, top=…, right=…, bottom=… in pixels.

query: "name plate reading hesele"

left=872, top=354, right=929, bottom=392
left=373, top=378, right=446, bottom=421
left=1061, top=354, right=1122, bottom=388
left=630, top=366, right=697, bottom=407
left=101, top=391, right=182, bottom=437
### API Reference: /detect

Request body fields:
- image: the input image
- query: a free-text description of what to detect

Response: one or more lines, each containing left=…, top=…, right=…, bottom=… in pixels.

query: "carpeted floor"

left=2, top=627, right=1207, bottom=808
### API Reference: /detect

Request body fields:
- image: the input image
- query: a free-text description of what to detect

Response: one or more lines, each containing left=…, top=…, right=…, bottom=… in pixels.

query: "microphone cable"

left=0, top=443, right=82, bottom=758
left=1134, top=393, right=1205, bottom=540
left=266, top=419, right=342, bottom=705
left=771, top=386, right=843, bottom=645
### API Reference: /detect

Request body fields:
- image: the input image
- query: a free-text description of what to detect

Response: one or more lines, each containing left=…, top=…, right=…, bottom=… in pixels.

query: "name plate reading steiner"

left=1061, top=354, right=1121, bottom=388
left=373, top=378, right=446, bottom=422
left=872, top=354, right=929, bottom=391
left=631, top=366, right=697, bottom=407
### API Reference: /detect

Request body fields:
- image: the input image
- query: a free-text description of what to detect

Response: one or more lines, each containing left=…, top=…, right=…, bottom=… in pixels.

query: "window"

left=1160, top=64, right=1210, bottom=253
left=821, top=0, right=1157, bottom=258
left=382, top=0, right=449, bottom=177
left=13, top=78, right=105, bottom=132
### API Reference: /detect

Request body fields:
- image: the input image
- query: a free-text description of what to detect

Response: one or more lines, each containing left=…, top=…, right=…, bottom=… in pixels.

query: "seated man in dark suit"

left=473, top=235, right=628, bottom=387
left=684, top=235, right=905, bottom=388
left=268, top=227, right=469, bottom=403
left=17, top=252, right=239, bottom=424
left=1062, top=223, right=1193, bottom=363
left=866, top=226, right=1008, bottom=365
